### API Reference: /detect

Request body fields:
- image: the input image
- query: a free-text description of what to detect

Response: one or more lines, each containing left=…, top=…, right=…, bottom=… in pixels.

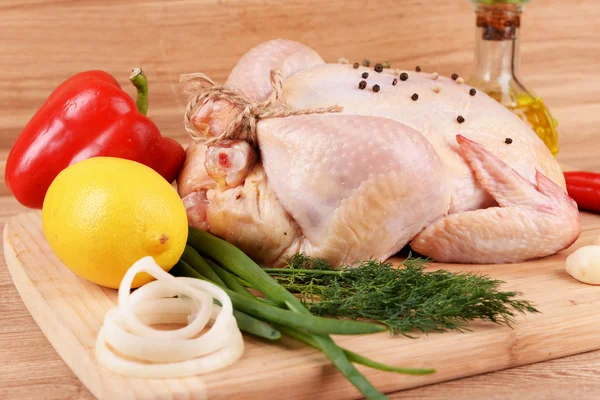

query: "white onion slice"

left=95, top=256, right=244, bottom=378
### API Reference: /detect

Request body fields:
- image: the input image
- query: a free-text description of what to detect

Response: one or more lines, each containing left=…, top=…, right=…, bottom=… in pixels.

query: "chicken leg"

left=179, top=39, right=324, bottom=232
left=410, top=135, right=581, bottom=263
left=192, top=39, right=325, bottom=138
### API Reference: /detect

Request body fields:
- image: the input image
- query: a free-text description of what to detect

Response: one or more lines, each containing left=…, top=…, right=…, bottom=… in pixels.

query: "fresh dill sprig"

left=264, top=254, right=539, bottom=336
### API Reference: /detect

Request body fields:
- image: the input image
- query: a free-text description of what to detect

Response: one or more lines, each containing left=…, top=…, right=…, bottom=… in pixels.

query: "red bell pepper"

left=5, top=68, right=185, bottom=209
left=564, top=171, right=600, bottom=213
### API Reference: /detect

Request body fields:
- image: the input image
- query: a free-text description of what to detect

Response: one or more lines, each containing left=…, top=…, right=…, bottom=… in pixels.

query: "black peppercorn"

left=358, top=80, right=367, bottom=89
left=362, top=72, right=369, bottom=79
left=411, top=93, right=419, bottom=101
left=374, top=63, right=383, bottom=73
left=457, top=115, right=465, bottom=123
left=469, top=88, right=477, bottom=96
left=392, top=79, right=398, bottom=86
left=373, top=84, right=380, bottom=92
left=353, top=62, right=360, bottom=69
left=399, top=72, right=408, bottom=81
left=505, top=138, right=513, bottom=144
left=415, top=66, right=421, bottom=72
left=451, top=73, right=459, bottom=80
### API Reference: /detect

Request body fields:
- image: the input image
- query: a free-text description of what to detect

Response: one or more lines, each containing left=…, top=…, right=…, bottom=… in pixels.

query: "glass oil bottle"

left=466, top=0, right=559, bottom=156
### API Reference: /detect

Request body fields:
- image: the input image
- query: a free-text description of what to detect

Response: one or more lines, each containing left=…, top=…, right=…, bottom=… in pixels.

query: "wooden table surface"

left=1, top=0, right=599, bottom=398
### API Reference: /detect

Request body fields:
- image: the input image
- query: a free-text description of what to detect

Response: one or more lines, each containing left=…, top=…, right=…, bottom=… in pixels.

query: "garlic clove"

left=565, top=245, right=600, bottom=285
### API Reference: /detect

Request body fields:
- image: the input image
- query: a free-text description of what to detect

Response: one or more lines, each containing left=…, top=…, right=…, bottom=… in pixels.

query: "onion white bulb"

left=95, top=256, right=244, bottom=378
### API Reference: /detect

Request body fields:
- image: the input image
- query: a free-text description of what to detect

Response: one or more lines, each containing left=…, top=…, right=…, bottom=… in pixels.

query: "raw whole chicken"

left=178, top=39, right=580, bottom=266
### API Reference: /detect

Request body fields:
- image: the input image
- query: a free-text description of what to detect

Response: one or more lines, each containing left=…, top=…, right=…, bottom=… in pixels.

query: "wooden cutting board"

left=4, top=211, right=600, bottom=400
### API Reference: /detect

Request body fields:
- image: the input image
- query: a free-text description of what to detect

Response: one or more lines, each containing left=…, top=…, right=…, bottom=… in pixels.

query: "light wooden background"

left=1, top=0, right=599, bottom=399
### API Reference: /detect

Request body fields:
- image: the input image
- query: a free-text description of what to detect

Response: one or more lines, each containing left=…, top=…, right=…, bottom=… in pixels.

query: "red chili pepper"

left=5, top=69, right=185, bottom=209
left=564, top=171, right=600, bottom=213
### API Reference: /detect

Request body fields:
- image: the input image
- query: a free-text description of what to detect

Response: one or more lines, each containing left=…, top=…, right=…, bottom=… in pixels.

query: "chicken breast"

left=282, top=63, right=565, bottom=213
left=257, top=114, right=449, bottom=265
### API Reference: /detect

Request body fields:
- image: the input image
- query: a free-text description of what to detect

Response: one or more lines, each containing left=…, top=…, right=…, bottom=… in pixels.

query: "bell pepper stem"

left=129, top=68, right=148, bottom=116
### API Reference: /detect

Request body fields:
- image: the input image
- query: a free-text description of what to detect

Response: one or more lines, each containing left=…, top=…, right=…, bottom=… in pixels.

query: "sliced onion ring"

left=95, top=256, right=244, bottom=378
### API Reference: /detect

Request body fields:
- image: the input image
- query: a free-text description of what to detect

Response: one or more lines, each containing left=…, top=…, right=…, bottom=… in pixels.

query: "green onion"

left=175, top=259, right=383, bottom=335
left=186, top=227, right=389, bottom=400
left=206, top=258, right=434, bottom=376
left=204, top=258, right=255, bottom=298
left=170, top=262, right=281, bottom=340
left=180, top=246, right=224, bottom=286
left=276, top=325, right=435, bottom=375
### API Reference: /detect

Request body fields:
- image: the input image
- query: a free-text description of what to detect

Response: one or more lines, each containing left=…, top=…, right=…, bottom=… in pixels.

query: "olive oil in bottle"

left=466, top=0, right=559, bottom=156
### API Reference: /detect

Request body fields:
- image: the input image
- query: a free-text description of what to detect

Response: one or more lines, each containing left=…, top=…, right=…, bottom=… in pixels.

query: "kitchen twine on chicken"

left=180, top=68, right=343, bottom=147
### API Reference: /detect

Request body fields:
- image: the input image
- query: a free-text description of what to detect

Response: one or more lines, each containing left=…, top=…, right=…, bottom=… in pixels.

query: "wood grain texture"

left=1, top=0, right=599, bottom=153
left=3, top=211, right=600, bottom=399
left=0, top=0, right=599, bottom=398
left=390, top=350, right=600, bottom=400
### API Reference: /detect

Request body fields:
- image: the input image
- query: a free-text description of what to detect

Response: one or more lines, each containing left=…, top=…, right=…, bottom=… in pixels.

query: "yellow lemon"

left=42, top=157, right=188, bottom=289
